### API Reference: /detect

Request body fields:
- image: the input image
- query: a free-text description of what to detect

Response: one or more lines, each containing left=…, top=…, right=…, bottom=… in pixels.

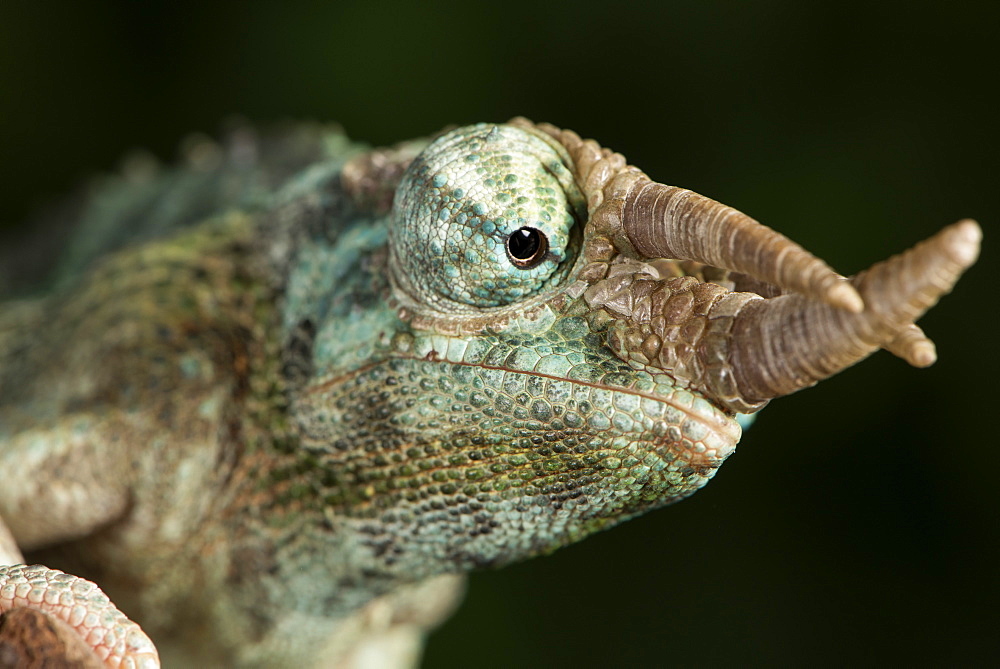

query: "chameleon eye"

left=390, top=123, right=586, bottom=309
left=506, top=227, right=548, bottom=269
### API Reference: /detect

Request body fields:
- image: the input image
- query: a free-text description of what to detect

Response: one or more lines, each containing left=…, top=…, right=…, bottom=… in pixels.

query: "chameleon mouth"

left=406, top=354, right=743, bottom=471
left=632, top=385, right=742, bottom=472
left=298, top=347, right=742, bottom=504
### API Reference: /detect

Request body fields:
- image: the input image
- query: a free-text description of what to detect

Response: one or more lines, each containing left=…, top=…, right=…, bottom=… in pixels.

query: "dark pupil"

left=508, top=227, right=541, bottom=260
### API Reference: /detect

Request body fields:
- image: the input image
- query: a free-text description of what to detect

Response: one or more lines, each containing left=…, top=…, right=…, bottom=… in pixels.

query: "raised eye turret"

left=389, top=124, right=585, bottom=311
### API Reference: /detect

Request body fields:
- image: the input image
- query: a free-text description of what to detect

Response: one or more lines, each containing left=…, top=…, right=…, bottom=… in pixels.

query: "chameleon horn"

left=713, top=219, right=980, bottom=407
left=508, top=118, right=859, bottom=313
left=883, top=324, right=937, bottom=368
left=618, top=177, right=865, bottom=313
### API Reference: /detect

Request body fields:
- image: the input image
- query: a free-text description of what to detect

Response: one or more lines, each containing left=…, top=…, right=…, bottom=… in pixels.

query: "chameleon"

left=0, top=118, right=980, bottom=667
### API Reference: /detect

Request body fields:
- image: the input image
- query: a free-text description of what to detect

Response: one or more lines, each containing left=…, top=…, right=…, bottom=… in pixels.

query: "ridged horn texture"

left=511, top=117, right=863, bottom=313
left=883, top=324, right=937, bottom=368
left=621, top=178, right=864, bottom=313
left=595, top=220, right=979, bottom=414
left=720, top=219, right=980, bottom=407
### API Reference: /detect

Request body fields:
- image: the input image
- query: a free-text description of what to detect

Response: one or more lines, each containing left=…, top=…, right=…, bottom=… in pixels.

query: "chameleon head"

left=313, top=120, right=979, bottom=576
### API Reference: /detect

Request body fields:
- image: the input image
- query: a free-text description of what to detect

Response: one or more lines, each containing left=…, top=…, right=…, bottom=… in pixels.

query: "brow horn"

left=507, top=117, right=863, bottom=313
left=620, top=177, right=864, bottom=312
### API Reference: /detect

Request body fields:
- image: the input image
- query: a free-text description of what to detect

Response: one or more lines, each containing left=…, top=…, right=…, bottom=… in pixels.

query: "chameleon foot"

left=0, top=606, right=103, bottom=668
left=0, top=565, right=159, bottom=669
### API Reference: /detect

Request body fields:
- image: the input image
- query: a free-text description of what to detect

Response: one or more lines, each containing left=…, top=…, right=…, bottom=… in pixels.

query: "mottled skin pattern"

left=0, top=121, right=978, bottom=667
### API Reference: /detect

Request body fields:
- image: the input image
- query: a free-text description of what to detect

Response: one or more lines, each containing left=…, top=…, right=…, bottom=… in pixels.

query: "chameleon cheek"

left=293, top=355, right=740, bottom=569
left=377, top=383, right=741, bottom=568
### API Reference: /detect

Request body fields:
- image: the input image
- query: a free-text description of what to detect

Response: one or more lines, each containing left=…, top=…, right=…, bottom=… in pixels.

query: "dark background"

left=2, top=1, right=997, bottom=666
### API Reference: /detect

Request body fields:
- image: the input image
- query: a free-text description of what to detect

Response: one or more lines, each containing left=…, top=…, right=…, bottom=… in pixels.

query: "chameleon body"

left=0, top=120, right=980, bottom=667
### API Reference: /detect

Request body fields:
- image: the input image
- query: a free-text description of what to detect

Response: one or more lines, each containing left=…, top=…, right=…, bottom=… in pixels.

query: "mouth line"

left=303, top=354, right=736, bottom=445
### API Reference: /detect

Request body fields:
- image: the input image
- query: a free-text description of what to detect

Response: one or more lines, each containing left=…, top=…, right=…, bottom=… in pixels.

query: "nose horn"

left=718, top=219, right=980, bottom=407
left=596, top=220, right=980, bottom=413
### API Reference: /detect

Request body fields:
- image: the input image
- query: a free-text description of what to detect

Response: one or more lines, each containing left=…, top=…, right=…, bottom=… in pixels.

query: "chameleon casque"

left=0, top=118, right=981, bottom=667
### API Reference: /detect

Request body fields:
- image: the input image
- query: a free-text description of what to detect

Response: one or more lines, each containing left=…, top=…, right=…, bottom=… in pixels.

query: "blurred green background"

left=1, top=0, right=997, bottom=666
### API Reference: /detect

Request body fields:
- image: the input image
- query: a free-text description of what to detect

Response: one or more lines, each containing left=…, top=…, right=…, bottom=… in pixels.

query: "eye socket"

left=506, top=227, right=549, bottom=269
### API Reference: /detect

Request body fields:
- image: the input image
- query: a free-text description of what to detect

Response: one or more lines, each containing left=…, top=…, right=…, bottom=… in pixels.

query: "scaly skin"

left=0, top=121, right=980, bottom=667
